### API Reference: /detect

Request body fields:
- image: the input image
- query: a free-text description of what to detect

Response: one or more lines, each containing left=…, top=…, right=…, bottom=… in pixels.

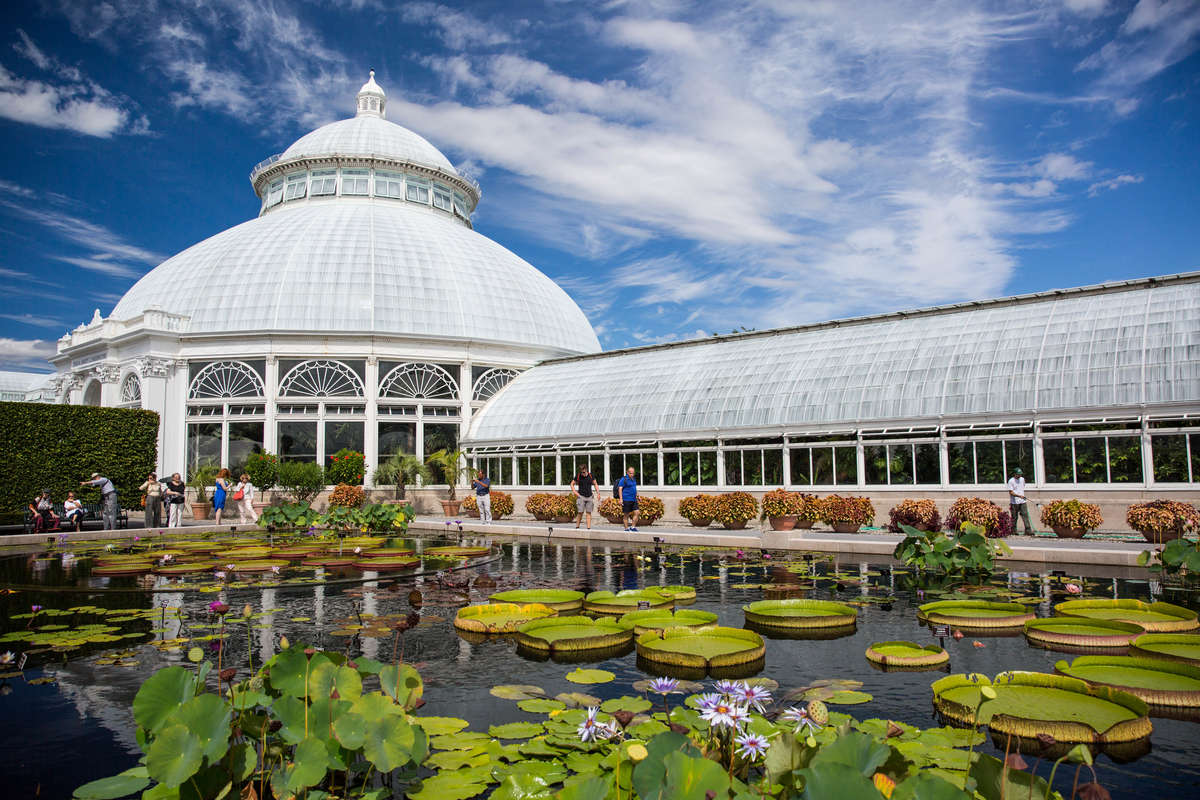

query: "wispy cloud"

left=0, top=312, right=68, bottom=329
left=1088, top=173, right=1144, bottom=196
left=0, top=337, right=57, bottom=371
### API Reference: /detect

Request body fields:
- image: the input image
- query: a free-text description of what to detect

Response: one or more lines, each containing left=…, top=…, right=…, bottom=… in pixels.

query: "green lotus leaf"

left=407, top=767, right=492, bottom=800
left=628, top=719, right=671, bottom=739
left=892, top=771, right=972, bottom=800
left=228, top=742, right=257, bottom=782
left=555, top=691, right=602, bottom=708
left=308, top=661, right=363, bottom=702
left=379, top=663, right=423, bottom=708
left=969, top=753, right=1052, bottom=800
left=600, top=696, right=652, bottom=713
left=306, top=697, right=351, bottom=741
left=564, top=751, right=606, bottom=774
left=72, top=769, right=150, bottom=799
left=491, top=684, right=546, bottom=700
left=426, top=747, right=490, bottom=771
left=501, top=759, right=569, bottom=784
left=280, top=737, right=329, bottom=793
left=267, top=647, right=312, bottom=697
left=810, top=730, right=891, bottom=776
left=488, top=721, right=546, bottom=739
left=271, top=693, right=309, bottom=745
left=350, top=692, right=402, bottom=722
left=362, top=713, right=416, bottom=772
left=146, top=724, right=204, bottom=788
left=168, top=693, right=232, bottom=763
left=516, top=737, right=562, bottom=757
left=565, top=668, right=615, bottom=684
left=654, top=749, right=731, bottom=799
left=517, top=698, right=566, bottom=713
left=432, top=731, right=495, bottom=751
left=825, top=690, right=874, bottom=705
left=414, top=716, right=470, bottom=736
left=556, top=774, right=610, bottom=800
left=333, top=710, right=367, bottom=749
left=133, top=666, right=196, bottom=733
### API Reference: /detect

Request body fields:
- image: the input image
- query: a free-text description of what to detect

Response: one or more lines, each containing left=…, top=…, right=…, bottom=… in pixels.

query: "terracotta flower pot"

left=1139, top=528, right=1185, bottom=544
left=552, top=514, right=574, bottom=523
left=191, top=503, right=211, bottom=521
left=1052, top=525, right=1087, bottom=539
left=831, top=522, right=861, bottom=533
left=722, top=519, right=749, bottom=530
left=768, top=515, right=798, bottom=531
left=440, top=499, right=462, bottom=517
left=603, top=514, right=624, bottom=525
left=687, top=517, right=713, bottom=528
left=464, top=508, right=480, bottom=519
left=795, top=520, right=815, bottom=529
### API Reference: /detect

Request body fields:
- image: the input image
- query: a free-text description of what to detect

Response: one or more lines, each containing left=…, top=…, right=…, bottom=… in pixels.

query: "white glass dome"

left=280, top=115, right=457, bottom=174
left=111, top=200, right=600, bottom=353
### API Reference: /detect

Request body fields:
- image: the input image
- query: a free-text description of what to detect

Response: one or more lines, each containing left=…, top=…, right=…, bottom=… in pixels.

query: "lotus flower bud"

left=279, top=635, right=290, bottom=650
left=242, top=604, right=253, bottom=618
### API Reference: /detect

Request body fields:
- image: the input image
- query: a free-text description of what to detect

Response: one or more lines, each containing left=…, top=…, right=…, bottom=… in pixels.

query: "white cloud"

left=1035, top=153, right=1093, bottom=180
left=0, top=63, right=139, bottom=137
left=1087, top=173, right=1144, bottom=196
left=0, top=312, right=68, bottom=329
left=1061, top=0, right=1111, bottom=16
left=1076, top=0, right=1200, bottom=100
left=14, top=29, right=51, bottom=70
left=401, top=3, right=513, bottom=51
left=0, top=337, right=57, bottom=370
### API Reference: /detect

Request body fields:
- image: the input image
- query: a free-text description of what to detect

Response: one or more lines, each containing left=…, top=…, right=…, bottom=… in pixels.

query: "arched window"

left=120, top=374, right=142, bottom=407
left=379, top=363, right=458, bottom=399
left=279, top=359, right=364, bottom=397
left=472, top=368, right=520, bottom=402
left=82, top=380, right=101, bottom=407
left=189, top=361, right=265, bottom=399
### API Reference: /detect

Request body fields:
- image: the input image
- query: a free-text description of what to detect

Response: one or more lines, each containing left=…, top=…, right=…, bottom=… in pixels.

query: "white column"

left=365, top=357, right=379, bottom=488
left=264, top=358, right=278, bottom=453
left=140, top=359, right=171, bottom=475
left=938, top=435, right=950, bottom=488
left=171, top=360, right=190, bottom=476
left=782, top=439, right=791, bottom=487
left=458, top=361, right=472, bottom=442
left=716, top=441, right=726, bottom=488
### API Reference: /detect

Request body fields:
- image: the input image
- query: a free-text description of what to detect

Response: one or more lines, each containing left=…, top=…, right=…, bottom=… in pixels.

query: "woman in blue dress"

left=213, top=468, right=232, bottom=524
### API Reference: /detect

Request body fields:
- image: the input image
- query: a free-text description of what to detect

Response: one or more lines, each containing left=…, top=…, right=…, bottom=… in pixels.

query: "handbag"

left=233, top=489, right=245, bottom=501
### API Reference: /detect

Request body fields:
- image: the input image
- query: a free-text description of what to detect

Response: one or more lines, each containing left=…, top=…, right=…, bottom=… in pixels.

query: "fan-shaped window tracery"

left=380, top=363, right=458, bottom=400
left=472, top=368, right=520, bottom=402
left=189, top=361, right=265, bottom=400
left=279, top=360, right=363, bottom=397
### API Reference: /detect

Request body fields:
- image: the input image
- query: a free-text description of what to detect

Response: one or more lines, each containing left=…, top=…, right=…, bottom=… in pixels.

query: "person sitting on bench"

left=63, top=491, right=84, bottom=531
left=29, top=490, right=60, bottom=533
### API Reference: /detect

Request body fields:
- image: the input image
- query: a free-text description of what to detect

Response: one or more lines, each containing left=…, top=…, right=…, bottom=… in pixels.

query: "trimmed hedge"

left=0, top=401, right=159, bottom=521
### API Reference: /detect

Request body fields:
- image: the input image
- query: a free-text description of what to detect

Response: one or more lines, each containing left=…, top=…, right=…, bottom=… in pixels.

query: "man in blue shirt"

left=470, top=470, right=491, bottom=525
left=617, top=466, right=639, bottom=532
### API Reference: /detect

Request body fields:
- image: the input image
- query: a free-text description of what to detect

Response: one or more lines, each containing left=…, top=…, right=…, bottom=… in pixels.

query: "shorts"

left=622, top=500, right=639, bottom=514
left=576, top=496, right=595, bottom=513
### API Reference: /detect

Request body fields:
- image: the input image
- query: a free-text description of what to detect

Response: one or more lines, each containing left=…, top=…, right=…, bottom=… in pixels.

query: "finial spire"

left=356, top=70, right=387, bottom=118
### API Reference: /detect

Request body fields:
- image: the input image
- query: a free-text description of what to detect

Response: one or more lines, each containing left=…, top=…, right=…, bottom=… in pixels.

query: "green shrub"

left=244, top=451, right=279, bottom=491
left=325, top=448, right=365, bottom=486
left=0, top=401, right=158, bottom=518
left=277, top=460, right=326, bottom=503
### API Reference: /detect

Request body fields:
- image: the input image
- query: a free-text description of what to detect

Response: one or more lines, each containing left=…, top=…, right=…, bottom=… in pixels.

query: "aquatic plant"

left=1138, top=535, right=1200, bottom=579
left=892, top=522, right=1012, bottom=574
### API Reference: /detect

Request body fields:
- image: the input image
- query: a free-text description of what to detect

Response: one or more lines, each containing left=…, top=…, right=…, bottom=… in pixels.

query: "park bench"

left=22, top=502, right=129, bottom=535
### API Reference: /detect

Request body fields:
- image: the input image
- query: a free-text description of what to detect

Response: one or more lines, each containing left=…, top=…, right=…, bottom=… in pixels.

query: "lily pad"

left=454, top=603, right=556, bottom=634
left=413, top=716, right=470, bottom=736
left=600, top=696, right=652, bottom=713
left=931, top=671, right=1151, bottom=744
left=1130, top=633, right=1200, bottom=665
left=555, top=691, right=602, bottom=708
left=490, top=684, right=546, bottom=700
left=517, top=698, right=567, bottom=713
left=488, top=721, right=546, bottom=739
left=918, top=600, right=1035, bottom=629
left=617, top=609, right=718, bottom=635
left=352, top=557, right=420, bottom=571
left=826, top=690, right=874, bottom=705
left=1024, top=618, right=1144, bottom=650
left=743, top=599, right=858, bottom=629
left=489, top=588, right=585, bottom=612
left=636, top=626, right=765, bottom=672
left=1054, top=599, right=1199, bottom=633
left=1055, top=655, right=1200, bottom=707
left=424, top=545, right=492, bottom=558
left=865, top=641, right=949, bottom=669
left=583, top=589, right=674, bottom=615
left=565, top=668, right=615, bottom=685
left=515, top=617, right=633, bottom=653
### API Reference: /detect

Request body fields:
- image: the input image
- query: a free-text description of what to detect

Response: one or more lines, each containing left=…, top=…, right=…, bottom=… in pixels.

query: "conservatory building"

left=46, top=73, right=599, bottom=476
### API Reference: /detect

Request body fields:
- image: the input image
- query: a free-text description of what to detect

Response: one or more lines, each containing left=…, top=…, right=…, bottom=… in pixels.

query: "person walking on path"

left=163, top=473, right=186, bottom=528
left=81, top=472, right=119, bottom=530
left=139, top=472, right=163, bottom=528
left=571, top=464, right=598, bottom=529
left=63, top=491, right=84, bottom=531
left=617, top=466, right=639, bottom=532
left=213, top=468, right=232, bottom=525
left=470, top=470, right=492, bottom=524
left=234, top=474, right=256, bottom=524
left=1007, top=467, right=1034, bottom=535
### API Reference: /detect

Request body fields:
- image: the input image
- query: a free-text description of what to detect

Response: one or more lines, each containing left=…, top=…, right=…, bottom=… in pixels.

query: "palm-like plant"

left=425, top=448, right=473, bottom=500
left=371, top=452, right=430, bottom=501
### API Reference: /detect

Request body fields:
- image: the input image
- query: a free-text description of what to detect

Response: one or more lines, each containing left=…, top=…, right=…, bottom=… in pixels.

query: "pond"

left=1, top=531, right=1198, bottom=798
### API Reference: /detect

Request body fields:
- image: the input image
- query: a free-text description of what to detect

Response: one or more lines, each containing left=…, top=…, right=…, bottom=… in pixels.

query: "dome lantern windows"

left=342, top=169, right=370, bottom=196
left=266, top=179, right=284, bottom=207
left=406, top=177, right=430, bottom=204
left=432, top=184, right=452, bottom=211
left=310, top=169, right=337, bottom=196
left=284, top=173, right=307, bottom=202
left=375, top=170, right=404, bottom=199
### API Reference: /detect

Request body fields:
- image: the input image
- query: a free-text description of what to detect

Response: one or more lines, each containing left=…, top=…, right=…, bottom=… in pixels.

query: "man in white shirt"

left=1007, top=467, right=1034, bottom=535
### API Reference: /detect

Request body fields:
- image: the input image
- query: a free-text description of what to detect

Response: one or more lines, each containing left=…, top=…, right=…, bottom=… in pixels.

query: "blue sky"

left=0, top=0, right=1197, bottom=370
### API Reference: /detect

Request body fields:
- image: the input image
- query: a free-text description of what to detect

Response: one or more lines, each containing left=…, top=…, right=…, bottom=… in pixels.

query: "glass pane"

left=948, top=442, right=974, bottom=483
left=424, top=423, right=458, bottom=457
left=812, top=447, right=833, bottom=485
left=228, top=421, right=263, bottom=475
left=500, top=457, right=512, bottom=485
left=1192, top=434, right=1200, bottom=483
left=888, top=444, right=914, bottom=484
left=1005, top=439, right=1035, bottom=482
left=915, top=443, right=939, bottom=484
left=699, top=451, right=718, bottom=485
left=542, top=456, right=556, bottom=486
left=1107, top=436, right=1143, bottom=483
left=278, top=421, right=317, bottom=463
left=325, top=421, right=364, bottom=468
left=682, top=453, right=700, bottom=485
left=976, top=441, right=1004, bottom=483
left=764, top=449, right=783, bottom=485
left=378, top=422, right=416, bottom=457
left=1043, top=439, right=1074, bottom=483
left=1074, top=438, right=1107, bottom=483
left=608, top=454, right=623, bottom=486
left=865, top=444, right=888, bottom=485
left=744, top=450, right=764, bottom=485
left=665, top=453, right=681, bottom=485
left=724, top=451, right=743, bottom=485
left=1153, top=435, right=1188, bottom=482
left=642, top=453, right=659, bottom=485
left=789, top=448, right=811, bottom=485
left=835, top=446, right=857, bottom=485
left=518, top=457, right=530, bottom=486
left=187, top=422, right=222, bottom=474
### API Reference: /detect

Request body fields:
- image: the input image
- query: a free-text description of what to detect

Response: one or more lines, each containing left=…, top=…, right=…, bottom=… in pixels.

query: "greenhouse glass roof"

left=465, top=273, right=1200, bottom=444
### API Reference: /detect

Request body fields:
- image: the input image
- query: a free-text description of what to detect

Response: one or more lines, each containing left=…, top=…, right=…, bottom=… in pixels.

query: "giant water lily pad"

left=918, top=600, right=1035, bottom=629
left=424, top=546, right=492, bottom=558
left=636, top=626, right=765, bottom=672
left=931, top=671, right=1151, bottom=744
left=357, top=547, right=415, bottom=558
left=617, top=609, right=717, bottom=635
left=656, top=585, right=697, bottom=602
left=515, top=617, right=633, bottom=653
left=229, top=559, right=290, bottom=573
left=352, top=557, right=420, bottom=571
left=1055, top=655, right=1200, bottom=707
left=584, top=589, right=673, bottom=614
left=214, top=547, right=274, bottom=560
left=1024, top=618, right=1144, bottom=650
left=453, top=603, right=556, bottom=634
left=490, top=588, right=585, bottom=612
left=743, top=599, right=857, bottom=629
left=865, top=641, right=949, bottom=669
left=1054, top=599, right=1199, bottom=633
left=1130, top=633, right=1200, bottom=665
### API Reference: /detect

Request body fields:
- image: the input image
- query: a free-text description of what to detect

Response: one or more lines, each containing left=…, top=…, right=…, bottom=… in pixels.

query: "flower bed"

left=945, top=496, right=1011, bottom=538
left=1040, top=499, right=1103, bottom=538
left=818, top=495, right=874, bottom=532
left=1126, top=500, right=1200, bottom=543
left=887, top=499, right=940, bottom=533
left=677, top=493, right=718, bottom=526
left=714, top=492, right=758, bottom=530
left=327, top=483, right=365, bottom=508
